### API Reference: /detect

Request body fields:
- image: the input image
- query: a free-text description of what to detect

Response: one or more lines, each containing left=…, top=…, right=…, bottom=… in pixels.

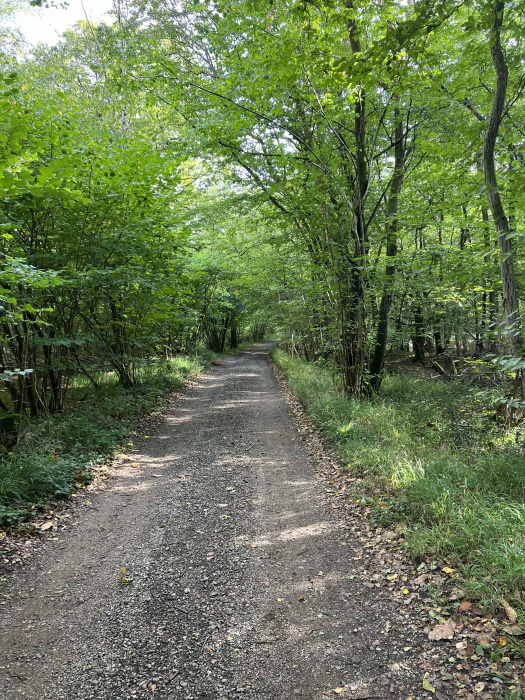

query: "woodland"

left=0, top=0, right=525, bottom=643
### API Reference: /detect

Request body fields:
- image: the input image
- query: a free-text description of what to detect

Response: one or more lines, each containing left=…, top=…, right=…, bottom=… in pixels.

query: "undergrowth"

left=271, top=347, right=525, bottom=621
left=0, top=355, right=207, bottom=526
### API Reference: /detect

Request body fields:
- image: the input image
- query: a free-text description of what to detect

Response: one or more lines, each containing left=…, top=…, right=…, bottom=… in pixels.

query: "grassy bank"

left=271, top=347, right=525, bottom=622
left=0, top=354, right=212, bottom=526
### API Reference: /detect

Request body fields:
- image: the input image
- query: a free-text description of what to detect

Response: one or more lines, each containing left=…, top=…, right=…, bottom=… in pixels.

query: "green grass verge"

left=0, top=355, right=207, bottom=526
left=271, top=347, right=525, bottom=622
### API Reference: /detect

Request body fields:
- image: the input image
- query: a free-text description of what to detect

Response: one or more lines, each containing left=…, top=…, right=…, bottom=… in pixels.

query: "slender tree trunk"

left=482, top=1, right=521, bottom=354
left=434, top=328, right=445, bottom=355
left=338, top=0, right=369, bottom=399
left=369, top=105, right=405, bottom=392
left=413, top=306, right=426, bottom=364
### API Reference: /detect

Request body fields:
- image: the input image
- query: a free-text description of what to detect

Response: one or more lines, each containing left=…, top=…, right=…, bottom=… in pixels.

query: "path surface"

left=0, top=343, right=424, bottom=699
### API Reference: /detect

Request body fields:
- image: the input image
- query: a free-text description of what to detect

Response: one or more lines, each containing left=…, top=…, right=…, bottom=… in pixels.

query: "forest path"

left=0, top=342, right=424, bottom=700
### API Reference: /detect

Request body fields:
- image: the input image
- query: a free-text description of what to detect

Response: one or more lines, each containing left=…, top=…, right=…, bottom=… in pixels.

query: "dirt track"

left=0, top=342, right=426, bottom=699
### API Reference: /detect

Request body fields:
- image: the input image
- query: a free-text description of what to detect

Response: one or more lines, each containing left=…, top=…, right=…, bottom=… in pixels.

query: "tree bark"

left=369, top=104, right=404, bottom=392
left=482, top=1, right=522, bottom=354
left=413, top=306, right=426, bottom=364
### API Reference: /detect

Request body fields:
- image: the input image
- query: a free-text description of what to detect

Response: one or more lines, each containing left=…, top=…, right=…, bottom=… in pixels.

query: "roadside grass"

left=270, top=347, right=525, bottom=622
left=0, top=354, right=209, bottom=526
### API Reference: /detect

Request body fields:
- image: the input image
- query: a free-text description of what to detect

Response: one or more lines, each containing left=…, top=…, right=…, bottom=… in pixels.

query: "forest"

left=0, top=0, right=524, bottom=644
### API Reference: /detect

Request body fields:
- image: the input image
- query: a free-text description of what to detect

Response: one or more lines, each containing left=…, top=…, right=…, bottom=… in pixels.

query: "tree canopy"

left=1, top=0, right=525, bottom=424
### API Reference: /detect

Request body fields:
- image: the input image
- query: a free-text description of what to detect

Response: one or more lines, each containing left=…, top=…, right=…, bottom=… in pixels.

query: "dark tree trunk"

left=434, top=330, right=445, bottom=356
left=369, top=104, right=405, bottom=392
left=483, top=1, right=521, bottom=355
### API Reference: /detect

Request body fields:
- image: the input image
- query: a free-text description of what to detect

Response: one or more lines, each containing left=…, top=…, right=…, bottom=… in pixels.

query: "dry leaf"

left=474, top=682, right=485, bottom=693
left=458, top=601, right=472, bottom=613
left=442, top=566, right=456, bottom=574
left=500, top=599, right=518, bottom=624
left=422, top=680, right=435, bottom=693
left=120, top=566, right=131, bottom=585
left=476, top=634, right=491, bottom=647
left=428, top=618, right=456, bottom=641
left=503, top=624, right=523, bottom=636
left=39, top=521, right=53, bottom=531
left=333, top=689, right=345, bottom=695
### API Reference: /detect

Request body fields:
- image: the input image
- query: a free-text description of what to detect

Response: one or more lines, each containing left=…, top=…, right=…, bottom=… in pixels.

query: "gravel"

left=0, top=342, right=428, bottom=699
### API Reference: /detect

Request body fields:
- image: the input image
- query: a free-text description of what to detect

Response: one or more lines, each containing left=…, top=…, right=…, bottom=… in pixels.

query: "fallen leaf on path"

left=422, top=680, right=435, bottom=693
left=333, top=689, right=345, bottom=695
left=120, top=566, right=131, bottom=585
left=458, top=601, right=472, bottom=613
left=442, top=566, right=456, bottom=574
left=428, top=618, right=456, bottom=640
left=500, top=599, right=518, bottom=624
left=38, top=521, right=53, bottom=531
left=448, top=587, right=464, bottom=601
left=476, top=633, right=491, bottom=647
left=502, top=624, right=523, bottom=636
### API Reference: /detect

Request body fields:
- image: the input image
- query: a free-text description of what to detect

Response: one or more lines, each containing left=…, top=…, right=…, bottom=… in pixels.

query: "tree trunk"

left=482, top=1, right=521, bottom=354
left=369, top=104, right=405, bottom=392
left=339, top=0, right=369, bottom=399
left=434, top=329, right=446, bottom=356
left=413, top=307, right=426, bottom=364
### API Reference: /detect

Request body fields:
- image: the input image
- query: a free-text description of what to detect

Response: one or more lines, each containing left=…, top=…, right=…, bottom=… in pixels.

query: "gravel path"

left=0, top=343, right=425, bottom=699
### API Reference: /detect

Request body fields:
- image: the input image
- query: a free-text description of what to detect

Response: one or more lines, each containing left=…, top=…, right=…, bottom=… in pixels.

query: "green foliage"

left=0, top=355, right=206, bottom=525
left=1, top=0, right=525, bottom=622
left=272, top=347, right=525, bottom=613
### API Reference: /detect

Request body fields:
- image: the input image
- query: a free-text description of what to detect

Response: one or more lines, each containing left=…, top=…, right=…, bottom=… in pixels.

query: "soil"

left=0, top=342, right=477, bottom=699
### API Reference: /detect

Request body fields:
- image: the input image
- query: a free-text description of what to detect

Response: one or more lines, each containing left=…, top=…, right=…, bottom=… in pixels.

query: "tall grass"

left=271, top=348, right=525, bottom=616
left=0, top=355, right=207, bottom=525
